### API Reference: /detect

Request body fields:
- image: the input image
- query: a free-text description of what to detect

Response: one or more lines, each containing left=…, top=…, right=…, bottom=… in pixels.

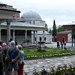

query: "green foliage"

left=23, top=48, right=75, bottom=75
left=23, top=48, right=75, bottom=59
left=48, top=28, right=52, bottom=33
left=72, top=32, right=75, bottom=39
left=56, top=25, right=65, bottom=32
left=45, top=23, right=48, bottom=27
left=52, top=20, right=57, bottom=41
left=45, top=23, right=48, bottom=31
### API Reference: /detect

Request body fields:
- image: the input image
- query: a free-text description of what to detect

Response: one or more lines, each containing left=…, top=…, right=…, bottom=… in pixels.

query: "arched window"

left=44, top=37, right=46, bottom=41
left=39, top=37, right=42, bottom=41
left=35, top=37, right=36, bottom=41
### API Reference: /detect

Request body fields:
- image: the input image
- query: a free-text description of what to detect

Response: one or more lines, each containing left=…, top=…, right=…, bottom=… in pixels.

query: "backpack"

left=10, top=48, right=16, bottom=59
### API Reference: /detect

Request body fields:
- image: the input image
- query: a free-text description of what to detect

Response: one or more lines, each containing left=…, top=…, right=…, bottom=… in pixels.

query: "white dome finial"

left=30, top=6, right=32, bottom=12
left=30, top=8, right=32, bottom=11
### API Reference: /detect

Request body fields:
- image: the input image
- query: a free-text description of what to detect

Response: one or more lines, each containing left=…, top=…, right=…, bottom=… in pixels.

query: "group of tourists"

left=57, top=41, right=66, bottom=49
left=0, top=38, right=24, bottom=75
left=57, top=37, right=67, bottom=49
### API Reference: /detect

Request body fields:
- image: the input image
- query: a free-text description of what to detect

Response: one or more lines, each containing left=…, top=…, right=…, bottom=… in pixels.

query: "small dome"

left=21, top=10, right=42, bottom=21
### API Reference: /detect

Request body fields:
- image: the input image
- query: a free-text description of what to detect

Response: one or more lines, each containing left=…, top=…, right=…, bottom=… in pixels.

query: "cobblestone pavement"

left=24, top=55, right=75, bottom=75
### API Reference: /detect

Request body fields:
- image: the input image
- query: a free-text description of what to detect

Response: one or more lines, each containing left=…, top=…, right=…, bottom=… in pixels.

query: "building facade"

left=32, top=31, right=52, bottom=44
left=57, top=31, right=72, bottom=42
left=0, top=2, right=52, bottom=45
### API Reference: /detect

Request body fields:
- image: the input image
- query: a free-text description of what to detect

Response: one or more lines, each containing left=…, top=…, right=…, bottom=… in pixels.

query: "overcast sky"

left=1, top=0, right=75, bottom=28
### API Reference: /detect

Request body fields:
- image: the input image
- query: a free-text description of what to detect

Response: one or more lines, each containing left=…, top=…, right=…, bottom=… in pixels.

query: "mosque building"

left=0, top=2, right=52, bottom=45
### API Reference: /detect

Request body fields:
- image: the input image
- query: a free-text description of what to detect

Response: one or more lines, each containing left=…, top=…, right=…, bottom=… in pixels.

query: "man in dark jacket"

left=2, top=43, right=10, bottom=75
left=0, top=45, right=3, bottom=75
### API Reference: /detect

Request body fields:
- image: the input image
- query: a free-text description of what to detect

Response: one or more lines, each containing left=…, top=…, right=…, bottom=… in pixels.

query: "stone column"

left=25, top=30, right=27, bottom=40
left=6, top=19, right=11, bottom=42
left=43, top=31, right=45, bottom=41
left=33, top=31, right=35, bottom=44
left=13, top=30, right=15, bottom=41
left=25, top=30, right=27, bottom=47
left=36, top=31, right=37, bottom=46
left=0, top=29, right=1, bottom=40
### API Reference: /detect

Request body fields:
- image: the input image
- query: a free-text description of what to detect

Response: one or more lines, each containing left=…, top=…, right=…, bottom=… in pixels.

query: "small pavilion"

left=0, top=2, right=20, bottom=41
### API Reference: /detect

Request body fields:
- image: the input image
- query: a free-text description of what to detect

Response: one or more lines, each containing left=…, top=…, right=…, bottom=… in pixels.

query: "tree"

left=72, top=32, right=75, bottom=48
left=52, top=20, right=57, bottom=41
left=56, top=25, right=65, bottom=32
left=48, top=28, right=52, bottom=33
left=72, top=32, right=75, bottom=39
left=45, top=23, right=48, bottom=31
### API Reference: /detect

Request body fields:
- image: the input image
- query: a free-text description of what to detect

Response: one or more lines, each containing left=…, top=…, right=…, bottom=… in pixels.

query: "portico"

left=0, top=8, right=20, bottom=41
left=0, top=21, right=46, bottom=44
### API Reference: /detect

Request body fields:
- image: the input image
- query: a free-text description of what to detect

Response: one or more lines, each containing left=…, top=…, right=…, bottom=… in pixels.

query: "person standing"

left=60, top=42, right=62, bottom=49
left=57, top=41, right=60, bottom=48
left=2, top=42, right=10, bottom=75
left=6, top=41, right=20, bottom=75
left=0, top=45, right=3, bottom=75
left=17, top=45, right=24, bottom=75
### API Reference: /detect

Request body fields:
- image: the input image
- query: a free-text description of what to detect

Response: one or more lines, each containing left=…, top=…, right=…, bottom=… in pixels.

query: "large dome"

left=21, top=10, right=42, bottom=21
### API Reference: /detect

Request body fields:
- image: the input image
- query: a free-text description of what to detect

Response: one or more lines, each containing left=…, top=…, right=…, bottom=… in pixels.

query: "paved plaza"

left=24, top=55, right=75, bottom=75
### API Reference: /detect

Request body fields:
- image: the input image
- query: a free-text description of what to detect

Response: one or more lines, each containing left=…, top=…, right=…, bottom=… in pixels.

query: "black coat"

left=0, top=52, right=3, bottom=71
